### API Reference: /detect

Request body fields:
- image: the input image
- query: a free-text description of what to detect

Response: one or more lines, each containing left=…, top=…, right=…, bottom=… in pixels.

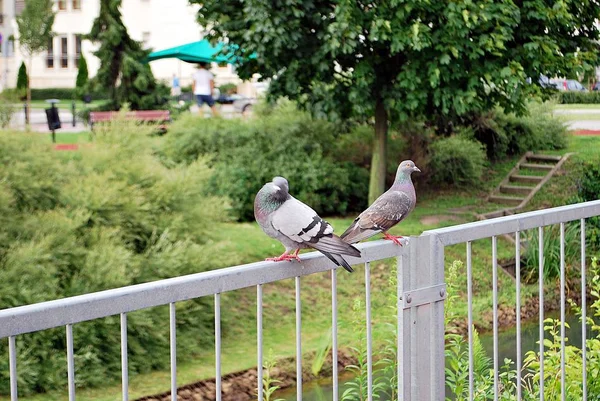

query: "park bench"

left=89, top=110, right=171, bottom=132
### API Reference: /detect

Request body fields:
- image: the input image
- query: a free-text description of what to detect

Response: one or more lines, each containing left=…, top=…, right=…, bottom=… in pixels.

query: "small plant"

left=260, top=350, right=285, bottom=401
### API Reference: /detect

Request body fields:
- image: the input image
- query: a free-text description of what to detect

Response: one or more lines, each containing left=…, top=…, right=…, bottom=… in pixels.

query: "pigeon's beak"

left=413, top=166, right=421, bottom=173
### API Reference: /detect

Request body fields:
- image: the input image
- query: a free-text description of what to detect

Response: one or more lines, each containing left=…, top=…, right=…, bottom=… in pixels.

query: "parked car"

left=232, top=97, right=257, bottom=116
left=549, top=78, right=587, bottom=91
left=538, top=74, right=558, bottom=89
left=592, top=82, right=600, bottom=91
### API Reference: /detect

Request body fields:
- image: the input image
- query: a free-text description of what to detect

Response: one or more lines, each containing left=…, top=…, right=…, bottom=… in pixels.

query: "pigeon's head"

left=262, top=176, right=290, bottom=203
left=395, top=160, right=421, bottom=181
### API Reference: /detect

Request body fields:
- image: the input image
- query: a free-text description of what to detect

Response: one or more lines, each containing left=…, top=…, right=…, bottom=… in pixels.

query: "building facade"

left=0, top=0, right=242, bottom=92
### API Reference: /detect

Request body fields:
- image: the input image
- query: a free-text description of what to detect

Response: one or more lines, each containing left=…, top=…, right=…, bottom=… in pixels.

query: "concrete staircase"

left=485, top=152, right=570, bottom=214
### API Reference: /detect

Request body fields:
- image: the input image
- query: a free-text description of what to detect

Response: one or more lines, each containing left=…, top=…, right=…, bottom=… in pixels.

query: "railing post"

left=401, top=234, right=446, bottom=401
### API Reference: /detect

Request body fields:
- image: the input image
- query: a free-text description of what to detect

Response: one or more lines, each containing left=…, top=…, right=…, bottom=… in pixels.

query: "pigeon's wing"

left=341, top=190, right=412, bottom=244
left=271, top=198, right=360, bottom=257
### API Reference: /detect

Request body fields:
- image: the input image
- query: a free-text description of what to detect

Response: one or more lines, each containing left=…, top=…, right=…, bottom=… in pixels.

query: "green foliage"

left=558, top=91, right=600, bottom=104
left=75, top=56, right=89, bottom=97
left=429, top=136, right=486, bottom=186
left=468, top=104, right=567, bottom=160
left=15, top=0, right=55, bottom=57
left=88, top=0, right=169, bottom=110
left=218, top=83, right=237, bottom=95
left=522, top=224, right=582, bottom=282
left=575, top=161, right=600, bottom=249
left=0, top=95, right=16, bottom=128
left=16, top=62, right=27, bottom=99
left=162, top=101, right=370, bottom=221
left=0, top=123, right=229, bottom=395
left=261, top=351, right=285, bottom=401
left=30, top=87, right=109, bottom=101
left=194, top=0, right=600, bottom=122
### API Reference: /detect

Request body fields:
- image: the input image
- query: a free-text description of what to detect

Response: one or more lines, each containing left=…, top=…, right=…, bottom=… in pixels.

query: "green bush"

left=468, top=103, right=567, bottom=160
left=75, top=56, right=89, bottom=98
left=0, top=124, right=230, bottom=395
left=575, top=161, right=600, bottom=249
left=558, top=91, right=600, bottom=104
left=162, top=100, right=370, bottom=221
left=16, top=62, right=27, bottom=100
left=29, top=87, right=109, bottom=101
left=428, top=136, right=486, bottom=186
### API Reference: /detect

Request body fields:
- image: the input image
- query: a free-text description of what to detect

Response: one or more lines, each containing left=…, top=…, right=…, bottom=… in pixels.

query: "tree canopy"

left=88, top=0, right=168, bottom=110
left=16, top=0, right=55, bottom=57
left=193, top=0, right=600, bottom=200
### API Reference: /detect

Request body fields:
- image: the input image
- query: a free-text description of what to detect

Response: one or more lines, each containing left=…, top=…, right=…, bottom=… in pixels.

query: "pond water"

left=275, top=310, right=593, bottom=400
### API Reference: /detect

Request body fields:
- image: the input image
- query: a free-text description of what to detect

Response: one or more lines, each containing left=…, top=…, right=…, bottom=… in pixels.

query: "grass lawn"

left=6, top=134, right=600, bottom=401
left=555, top=113, right=600, bottom=121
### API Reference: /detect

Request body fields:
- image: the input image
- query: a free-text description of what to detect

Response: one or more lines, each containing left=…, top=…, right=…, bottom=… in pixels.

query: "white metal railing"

left=1, top=199, right=600, bottom=401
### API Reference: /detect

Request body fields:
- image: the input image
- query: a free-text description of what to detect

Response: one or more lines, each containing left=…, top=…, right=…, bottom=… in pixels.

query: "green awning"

left=146, top=40, right=252, bottom=64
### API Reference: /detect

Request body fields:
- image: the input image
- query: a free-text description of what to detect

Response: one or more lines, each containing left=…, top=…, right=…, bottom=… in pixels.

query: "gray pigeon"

left=254, top=176, right=361, bottom=272
left=341, top=160, right=420, bottom=245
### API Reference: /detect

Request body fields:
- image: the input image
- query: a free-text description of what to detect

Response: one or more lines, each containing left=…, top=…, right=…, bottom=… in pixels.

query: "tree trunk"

left=368, top=99, right=388, bottom=204
left=26, top=56, right=32, bottom=127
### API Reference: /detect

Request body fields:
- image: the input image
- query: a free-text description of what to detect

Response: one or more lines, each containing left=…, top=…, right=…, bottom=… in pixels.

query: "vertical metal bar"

left=331, top=269, right=338, bottom=401
left=257, top=285, right=263, bottom=401
left=365, top=262, right=373, bottom=401
left=516, top=231, right=522, bottom=401
left=170, top=302, right=177, bottom=401
left=66, top=324, right=75, bottom=401
left=215, top=294, right=222, bottom=401
left=466, top=241, right=474, bottom=401
left=397, top=255, right=404, bottom=400
left=582, top=219, right=587, bottom=401
left=539, top=226, right=545, bottom=401
left=9, top=336, right=18, bottom=401
left=560, top=223, right=566, bottom=401
left=492, top=236, right=499, bottom=401
left=295, top=276, right=302, bottom=400
left=120, top=313, right=129, bottom=401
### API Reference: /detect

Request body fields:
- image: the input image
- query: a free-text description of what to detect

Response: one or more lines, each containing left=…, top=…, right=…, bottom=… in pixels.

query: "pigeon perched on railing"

left=341, top=160, right=420, bottom=245
left=254, top=176, right=360, bottom=272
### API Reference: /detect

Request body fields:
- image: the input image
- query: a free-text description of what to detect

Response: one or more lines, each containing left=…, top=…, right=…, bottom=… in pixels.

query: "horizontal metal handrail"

left=424, top=199, right=600, bottom=246
left=0, top=239, right=406, bottom=338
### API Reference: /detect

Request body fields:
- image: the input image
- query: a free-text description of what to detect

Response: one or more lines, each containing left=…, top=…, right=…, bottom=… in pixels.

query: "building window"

left=46, top=38, right=54, bottom=68
left=60, top=36, right=68, bottom=68
left=58, top=0, right=67, bottom=10
left=72, top=0, right=80, bottom=10
left=74, top=34, right=82, bottom=66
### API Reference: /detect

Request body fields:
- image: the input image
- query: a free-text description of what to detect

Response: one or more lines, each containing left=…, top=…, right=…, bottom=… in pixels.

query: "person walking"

left=192, top=62, right=218, bottom=117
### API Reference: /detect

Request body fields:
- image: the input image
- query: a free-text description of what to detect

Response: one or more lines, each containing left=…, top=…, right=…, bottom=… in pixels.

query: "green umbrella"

left=146, top=40, right=251, bottom=64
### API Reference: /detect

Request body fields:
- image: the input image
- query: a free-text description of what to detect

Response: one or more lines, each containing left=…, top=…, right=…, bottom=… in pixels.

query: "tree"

left=88, top=0, right=168, bottom=110
left=16, top=62, right=27, bottom=100
left=75, top=55, right=89, bottom=98
left=193, top=0, right=600, bottom=202
left=16, top=0, right=55, bottom=124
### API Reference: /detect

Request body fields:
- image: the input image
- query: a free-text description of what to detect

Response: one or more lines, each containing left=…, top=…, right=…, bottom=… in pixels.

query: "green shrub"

left=162, top=100, right=370, bottom=221
left=218, top=83, right=237, bottom=94
left=468, top=103, right=567, bottom=160
left=575, top=161, right=600, bottom=249
left=16, top=62, right=27, bottom=100
left=29, top=87, right=109, bottom=101
left=428, top=136, right=486, bottom=186
left=558, top=91, right=600, bottom=104
left=75, top=56, right=89, bottom=98
left=0, top=125, right=230, bottom=395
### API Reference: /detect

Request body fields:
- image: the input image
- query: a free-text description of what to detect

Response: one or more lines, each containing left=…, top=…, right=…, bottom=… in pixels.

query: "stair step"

left=500, top=185, right=533, bottom=195
left=509, top=174, right=544, bottom=184
left=526, top=154, right=561, bottom=163
left=489, top=195, right=525, bottom=206
left=520, top=163, right=554, bottom=171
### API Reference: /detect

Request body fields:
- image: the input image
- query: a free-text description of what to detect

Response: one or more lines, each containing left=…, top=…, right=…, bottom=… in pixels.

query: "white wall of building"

left=0, top=0, right=242, bottom=92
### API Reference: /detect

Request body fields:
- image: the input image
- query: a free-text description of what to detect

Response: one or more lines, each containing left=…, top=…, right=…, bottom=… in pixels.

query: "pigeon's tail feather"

left=310, top=234, right=361, bottom=257
left=340, top=224, right=381, bottom=245
left=321, top=251, right=354, bottom=273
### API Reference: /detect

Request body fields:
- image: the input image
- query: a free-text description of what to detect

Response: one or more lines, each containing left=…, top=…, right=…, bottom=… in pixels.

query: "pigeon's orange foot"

left=266, top=252, right=301, bottom=262
left=383, top=232, right=404, bottom=246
